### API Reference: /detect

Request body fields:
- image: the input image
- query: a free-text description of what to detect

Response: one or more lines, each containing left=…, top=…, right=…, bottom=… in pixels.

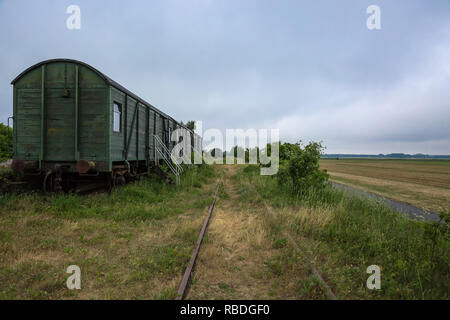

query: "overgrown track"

left=176, top=179, right=222, bottom=300
left=249, top=184, right=338, bottom=300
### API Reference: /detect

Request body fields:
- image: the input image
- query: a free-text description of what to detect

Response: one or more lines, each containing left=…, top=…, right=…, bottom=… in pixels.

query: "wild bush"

left=277, top=141, right=329, bottom=194
left=0, top=123, right=13, bottom=161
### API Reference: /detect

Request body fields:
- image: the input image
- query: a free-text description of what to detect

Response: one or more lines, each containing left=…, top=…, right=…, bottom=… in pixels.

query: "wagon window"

left=113, top=103, right=122, bottom=133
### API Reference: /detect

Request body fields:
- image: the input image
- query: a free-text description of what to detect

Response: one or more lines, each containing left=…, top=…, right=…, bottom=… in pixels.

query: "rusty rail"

left=251, top=185, right=338, bottom=300
left=175, top=180, right=222, bottom=300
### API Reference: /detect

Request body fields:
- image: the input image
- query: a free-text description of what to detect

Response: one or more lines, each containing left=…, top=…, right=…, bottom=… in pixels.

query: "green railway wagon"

left=10, top=59, right=201, bottom=192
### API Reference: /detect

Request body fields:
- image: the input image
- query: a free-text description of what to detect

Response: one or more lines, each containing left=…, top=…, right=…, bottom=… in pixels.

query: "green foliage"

left=0, top=123, right=13, bottom=161
left=245, top=148, right=250, bottom=163
left=279, top=142, right=301, bottom=161
left=423, top=210, right=450, bottom=268
left=180, top=120, right=195, bottom=130
left=272, top=238, right=288, bottom=249
left=193, top=181, right=202, bottom=188
left=277, top=141, right=329, bottom=194
left=185, top=120, right=196, bottom=130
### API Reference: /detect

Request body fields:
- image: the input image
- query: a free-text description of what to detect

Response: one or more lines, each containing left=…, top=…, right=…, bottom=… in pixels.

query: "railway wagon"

left=10, top=59, right=201, bottom=192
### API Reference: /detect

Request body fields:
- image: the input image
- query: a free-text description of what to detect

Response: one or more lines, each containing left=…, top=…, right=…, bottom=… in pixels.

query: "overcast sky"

left=0, top=0, right=449, bottom=154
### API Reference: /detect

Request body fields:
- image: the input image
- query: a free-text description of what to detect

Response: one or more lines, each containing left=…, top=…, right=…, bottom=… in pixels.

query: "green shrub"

left=277, top=141, right=329, bottom=194
left=272, top=238, right=288, bottom=249
left=0, top=123, right=13, bottom=161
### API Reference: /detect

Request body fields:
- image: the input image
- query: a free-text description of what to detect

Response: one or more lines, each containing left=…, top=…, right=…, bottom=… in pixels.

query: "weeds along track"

left=248, top=184, right=338, bottom=300
left=0, top=173, right=155, bottom=196
left=176, top=178, right=223, bottom=300
left=185, top=166, right=337, bottom=300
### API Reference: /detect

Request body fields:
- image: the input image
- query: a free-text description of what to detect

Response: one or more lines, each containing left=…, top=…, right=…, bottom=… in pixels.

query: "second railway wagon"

left=10, top=59, right=201, bottom=192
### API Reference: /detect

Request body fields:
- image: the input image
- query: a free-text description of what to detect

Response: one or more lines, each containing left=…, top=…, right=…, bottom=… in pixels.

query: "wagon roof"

left=10, top=58, right=194, bottom=132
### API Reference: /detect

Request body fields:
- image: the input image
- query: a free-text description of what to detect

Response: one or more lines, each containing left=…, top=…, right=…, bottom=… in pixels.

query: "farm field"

left=320, top=159, right=450, bottom=213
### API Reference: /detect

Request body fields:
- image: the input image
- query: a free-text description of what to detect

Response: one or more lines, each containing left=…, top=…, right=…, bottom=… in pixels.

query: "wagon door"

left=15, top=88, right=41, bottom=160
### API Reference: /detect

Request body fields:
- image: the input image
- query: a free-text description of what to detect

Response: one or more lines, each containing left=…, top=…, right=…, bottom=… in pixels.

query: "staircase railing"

left=154, top=134, right=183, bottom=185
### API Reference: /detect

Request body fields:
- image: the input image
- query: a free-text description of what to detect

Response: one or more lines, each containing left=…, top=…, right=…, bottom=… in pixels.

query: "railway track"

left=177, top=169, right=336, bottom=300
left=249, top=184, right=338, bottom=300
left=176, top=179, right=222, bottom=300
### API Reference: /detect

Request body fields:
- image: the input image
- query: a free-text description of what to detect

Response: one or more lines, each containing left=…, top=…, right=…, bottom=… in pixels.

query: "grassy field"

left=320, top=159, right=450, bottom=212
left=0, top=163, right=448, bottom=300
left=234, top=165, right=449, bottom=299
left=0, top=165, right=217, bottom=299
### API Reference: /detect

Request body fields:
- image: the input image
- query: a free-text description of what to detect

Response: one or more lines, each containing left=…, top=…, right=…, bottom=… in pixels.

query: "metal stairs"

left=154, top=134, right=183, bottom=185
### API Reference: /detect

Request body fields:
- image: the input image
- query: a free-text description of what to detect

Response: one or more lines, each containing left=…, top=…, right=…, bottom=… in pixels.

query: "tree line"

left=0, top=123, right=13, bottom=161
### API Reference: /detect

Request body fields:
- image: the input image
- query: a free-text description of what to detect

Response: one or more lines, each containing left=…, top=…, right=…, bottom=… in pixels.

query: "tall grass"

left=0, top=164, right=218, bottom=299
left=0, top=164, right=217, bottom=223
left=237, top=165, right=449, bottom=299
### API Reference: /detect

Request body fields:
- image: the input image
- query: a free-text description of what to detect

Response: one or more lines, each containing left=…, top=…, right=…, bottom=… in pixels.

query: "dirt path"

left=188, top=165, right=305, bottom=299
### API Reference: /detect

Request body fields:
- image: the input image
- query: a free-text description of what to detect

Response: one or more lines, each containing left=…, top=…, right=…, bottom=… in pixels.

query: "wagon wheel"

left=107, top=173, right=114, bottom=193
left=42, top=172, right=53, bottom=195
left=113, top=172, right=126, bottom=187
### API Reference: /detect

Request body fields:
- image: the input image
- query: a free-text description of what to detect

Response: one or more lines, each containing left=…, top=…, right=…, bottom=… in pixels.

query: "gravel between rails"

left=330, top=181, right=442, bottom=223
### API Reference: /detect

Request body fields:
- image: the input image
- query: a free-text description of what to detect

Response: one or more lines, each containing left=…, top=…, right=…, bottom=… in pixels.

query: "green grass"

left=0, top=164, right=217, bottom=299
left=1, top=165, right=216, bottom=222
left=235, top=165, right=449, bottom=299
